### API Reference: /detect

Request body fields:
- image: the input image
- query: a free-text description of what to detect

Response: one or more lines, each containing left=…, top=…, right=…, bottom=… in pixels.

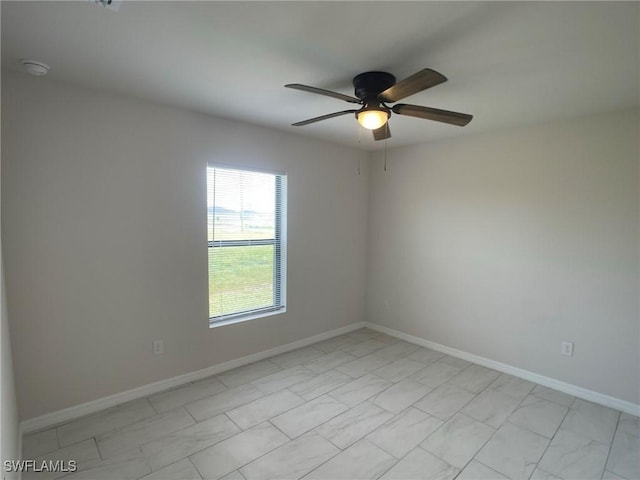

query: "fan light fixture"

left=285, top=68, right=473, bottom=141
left=357, top=109, right=389, bottom=130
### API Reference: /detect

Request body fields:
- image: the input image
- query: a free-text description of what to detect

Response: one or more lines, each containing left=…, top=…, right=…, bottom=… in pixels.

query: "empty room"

left=1, top=2, right=638, bottom=480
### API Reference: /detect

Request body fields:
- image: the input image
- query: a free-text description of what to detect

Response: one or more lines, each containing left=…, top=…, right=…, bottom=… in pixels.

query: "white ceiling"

left=2, top=1, right=638, bottom=151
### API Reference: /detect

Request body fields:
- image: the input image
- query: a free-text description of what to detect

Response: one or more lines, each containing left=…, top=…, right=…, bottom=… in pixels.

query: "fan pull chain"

left=384, top=129, right=388, bottom=172
left=357, top=125, right=362, bottom=175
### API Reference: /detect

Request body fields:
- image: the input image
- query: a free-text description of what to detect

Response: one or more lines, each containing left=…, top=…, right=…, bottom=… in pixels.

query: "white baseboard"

left=365, top=322, right=640, bottom=417
left=22, top=319, right=637, bottom=434
left=20, top=322, right=366, bottom=434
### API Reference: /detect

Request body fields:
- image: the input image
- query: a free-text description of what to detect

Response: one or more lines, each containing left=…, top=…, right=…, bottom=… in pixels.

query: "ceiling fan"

left=285, top=68, right=472, bottom=140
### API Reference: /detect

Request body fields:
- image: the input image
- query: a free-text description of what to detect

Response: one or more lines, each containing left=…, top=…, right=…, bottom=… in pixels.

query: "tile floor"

left=22, top=328, right=639, bottom=480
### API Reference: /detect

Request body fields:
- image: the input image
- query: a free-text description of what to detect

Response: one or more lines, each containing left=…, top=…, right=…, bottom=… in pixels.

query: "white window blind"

left=207, top=166, right=286, bottom=324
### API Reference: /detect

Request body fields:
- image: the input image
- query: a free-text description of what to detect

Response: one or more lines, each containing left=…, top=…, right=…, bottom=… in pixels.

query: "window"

left=207, top=165, right=286, bottom=326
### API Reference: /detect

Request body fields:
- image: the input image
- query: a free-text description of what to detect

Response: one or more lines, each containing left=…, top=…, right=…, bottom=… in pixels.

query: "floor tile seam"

left=337, top=344, right=378, bottom=357
left=532, top=396, right=576, bottom=478
left=342, top=343, right=387, bottom=355
left=136, top=455, right=202, bottom=480
left=182, top=388, right=267, bottom=423
left=295, top=438, right=393, bottom=480
left=370, top=350, right=418, bottom=363
left=448, top=374, right=502, bottom=396
left=364, top=433, right=403, bottom=460
left=410, top=401, right=457, bottom=422
left=30, top=433, right=103, bottom=463
left=82, top=437, right=156, bottom=480
left=148, top=398, right=161, bottom=415
left=235, top=429, right=342, bottom=480
left=371, top=450, right=401, bottom=480
left=313, top=429, right=345, bottom=451
left=267, top=418, right=296, bottom=441
left=189, top=454, right=208, bottom=480
left=374, top=360, right=438, bottom=386
left=438, top=378, right=480, bottom=396
left=407, top=356, right=443, bottom=368
left=502, top=419, right=558, bottom=442
left=443, top=361, right=473, bottom=373
left=306, top=355, right=360, bottom=374
left=528, top=467, right=557, bottom=480
left=326, top=372, right=390, bottom=398
left=364, top=409, right=441, bottom=461
left=372, top=386, right=435, bottom=415
left=559, top=414, right=619, bottom=447
left=504, top=384, right=571, bottom=440
left=215, top=358, right=284, bottom=389
left=366, top=350, right=400, bottom=361
left=337, top=360, right=394, bottom=379
left=223, top=411, right=244, bottom=432
left=55, top=397, right=158, bottom=448
left=310, top=401, right=392, bottom=449
left=372, top=378, right=424, bottom=406
left=148, top=375, right=225, bottom=396
left=460, top=406, right=509, bottom=431
left=23, top=430, right=62, bottom=460
left=326, top=392, right=388, bottom=410
left=146, top=382, right=232, bottom=414
left=436, top=426, right=492, bottom=474
left=225, top=391, right=310, bottom=430
left=184, top=406, right=199, bottom=424
left=54, top=466, right=77, bottom=480
left=286, top=369, right=357, bottom=398
left=426, top=381, right=486, bottom=419
left=186, top=421, right=286, bottom=479
left=130, top=413, right=241, bottom=471
left=419, top=410, right=498, bottom=473
left=461, top=381, right=534, bottom=431
left=268, top=400, right=352, bottom=440
left=416, top=444, right=463, bottom=475
left=489, top=382, right=536, bottom=401
left=466, top=457, right=510, bottom=480
left=93, top=406, right=197, bottom=456
left=189, top=456, right=206, bottom=480
left=531, top=390, right=577, bottom=409
left=249, top=366, right=318, bottom=391
left=270, top=351, right=327, bottom=370
left=601, top=410, right=623, bottom=478
left=94, top=434, right=105, bottom=462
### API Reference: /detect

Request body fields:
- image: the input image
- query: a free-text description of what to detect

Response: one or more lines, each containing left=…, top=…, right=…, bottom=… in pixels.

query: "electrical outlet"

left=561, top=340, right=573, bottom=356
left=153, top=340, right=164, bottom=355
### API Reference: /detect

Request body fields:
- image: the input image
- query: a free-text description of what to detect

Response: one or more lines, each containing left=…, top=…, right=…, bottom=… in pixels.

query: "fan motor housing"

left=353, top=71, right=396, bottom=100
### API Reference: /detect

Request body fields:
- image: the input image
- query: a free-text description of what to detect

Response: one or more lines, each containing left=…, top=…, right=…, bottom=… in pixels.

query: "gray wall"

left=2, top=71, right=369, bottom=420
left=3, top=68, right=638, bottom=422
left=2, top=232, right=20, bottom=476
left=367, top=109, right=639, bottom=403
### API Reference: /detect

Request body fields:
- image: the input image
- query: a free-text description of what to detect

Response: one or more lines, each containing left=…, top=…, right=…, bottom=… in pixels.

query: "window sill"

left=209, top=307, right=286, bottom=329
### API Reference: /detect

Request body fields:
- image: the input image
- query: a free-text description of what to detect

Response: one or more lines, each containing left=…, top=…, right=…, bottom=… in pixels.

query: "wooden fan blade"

left=392, top=104, right=472, bottom=126
left=291, top=110, right=358, bottom=126
left=378, top=69, right=447, bottom=103
left=373, top=124, right=391, bottom=141
left=285, top=84, right=361, bottom=104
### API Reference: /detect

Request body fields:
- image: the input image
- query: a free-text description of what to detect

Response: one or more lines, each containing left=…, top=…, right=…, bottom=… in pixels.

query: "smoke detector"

left=21, top=60, right=50, bottom=76
left=92, top=0, right=122, bottom=11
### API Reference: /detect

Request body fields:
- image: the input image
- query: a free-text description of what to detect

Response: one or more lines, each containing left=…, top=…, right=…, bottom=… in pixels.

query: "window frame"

left=207, top=164, right=287, bottom=328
